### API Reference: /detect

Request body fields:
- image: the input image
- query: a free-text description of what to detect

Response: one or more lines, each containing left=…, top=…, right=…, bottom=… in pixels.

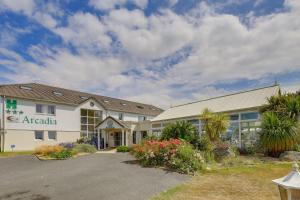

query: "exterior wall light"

left=273, top=162, right=300, bottom=200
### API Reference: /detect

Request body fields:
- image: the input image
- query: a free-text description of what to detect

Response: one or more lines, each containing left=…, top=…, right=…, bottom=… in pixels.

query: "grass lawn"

left=0, top=151, right=33, bottom=158
left=153, top=157, right=292, bottom=200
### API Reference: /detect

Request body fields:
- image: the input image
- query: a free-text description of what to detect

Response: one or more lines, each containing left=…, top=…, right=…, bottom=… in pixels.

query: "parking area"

left=0, top=153, right=188, bottom=200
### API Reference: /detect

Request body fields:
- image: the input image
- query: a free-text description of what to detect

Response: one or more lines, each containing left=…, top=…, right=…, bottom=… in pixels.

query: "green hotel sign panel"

left=6, top=98, right=57, bottom=125
left=6, top=99, right=17, bottom=110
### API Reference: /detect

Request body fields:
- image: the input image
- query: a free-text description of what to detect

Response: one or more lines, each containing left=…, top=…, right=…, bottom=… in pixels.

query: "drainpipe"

left=1, top=95, right=5, bottom=152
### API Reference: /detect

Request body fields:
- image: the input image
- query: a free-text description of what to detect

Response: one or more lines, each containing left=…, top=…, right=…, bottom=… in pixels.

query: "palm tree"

left=200, top=108, right=229, bottom=142
left=161, top=121, right=198, bottom=143
left=260, top=112, right=299, bottom=157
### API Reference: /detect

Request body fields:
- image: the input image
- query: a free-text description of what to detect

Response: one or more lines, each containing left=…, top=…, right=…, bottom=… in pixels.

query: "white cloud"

left=106, top=9, right=195, bottom=60
left=89, top=0, right=148, bottom=11
left=282, top=83, right=300, bottom=93
left=1, top=0, right=300, bottom=109
left=0, top=0, right=35, bottom=16
left=55, top=12, right=111, bottom=49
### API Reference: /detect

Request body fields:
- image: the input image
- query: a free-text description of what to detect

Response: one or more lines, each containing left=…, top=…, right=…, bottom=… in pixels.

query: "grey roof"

left=152, top=85, right=280, bottom=122
left=0, top=83, right=163, bottom=116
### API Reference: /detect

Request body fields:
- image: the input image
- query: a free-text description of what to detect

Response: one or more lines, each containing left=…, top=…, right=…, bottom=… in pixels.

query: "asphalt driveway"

left=0, top=153, right=188, bottom=200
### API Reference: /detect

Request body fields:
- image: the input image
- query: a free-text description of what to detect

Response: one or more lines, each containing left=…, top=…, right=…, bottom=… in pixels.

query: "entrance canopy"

left=96, top=116, right=130, bottom=130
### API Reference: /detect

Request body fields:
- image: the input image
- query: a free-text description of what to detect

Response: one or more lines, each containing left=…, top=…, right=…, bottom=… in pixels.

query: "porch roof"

left=96, top=116, right=131, bottom=129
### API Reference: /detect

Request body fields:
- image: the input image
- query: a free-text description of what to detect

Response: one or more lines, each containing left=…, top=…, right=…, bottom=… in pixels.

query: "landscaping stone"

left=279, top=151, right=300, bottom=161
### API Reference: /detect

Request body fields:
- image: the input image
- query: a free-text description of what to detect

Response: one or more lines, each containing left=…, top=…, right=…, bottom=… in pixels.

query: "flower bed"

left=131, top=139, right=204, bottom=174
left=34, top=143, right=97, bottom=160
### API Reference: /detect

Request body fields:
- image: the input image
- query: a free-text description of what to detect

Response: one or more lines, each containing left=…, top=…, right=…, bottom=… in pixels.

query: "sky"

left=0, top=0, right=299, bottom=109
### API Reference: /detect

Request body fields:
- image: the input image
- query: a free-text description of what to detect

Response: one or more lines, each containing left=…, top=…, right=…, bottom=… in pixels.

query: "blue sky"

left=0, top=0, right=299, bottom=108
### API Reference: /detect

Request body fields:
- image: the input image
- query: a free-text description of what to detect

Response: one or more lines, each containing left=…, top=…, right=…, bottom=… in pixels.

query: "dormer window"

left=151, top=108, right=156, bottom=110
left=80, top=96, right=88, bottom=100
left=104, top=100, right=110, bottom=103
left=20, top=86, right=32, bottom=91
left=53, top=91, right=63, bottom=96
left=121, top=102, right=127, bottom=106
left=137, top=105, right=144, bottom=109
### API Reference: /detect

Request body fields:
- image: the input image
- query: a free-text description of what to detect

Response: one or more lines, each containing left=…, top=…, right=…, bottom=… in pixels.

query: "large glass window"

left=241, top=112, right=259, bottom=120
left=187, top=119, right=200, bottom=134
left=222, top=122, right=239, bottom=145
left=80, top=109, right=102, bottom=138
left=230, top=114, right=239, bottom=121
left=241, top=121, right=261, bottom=148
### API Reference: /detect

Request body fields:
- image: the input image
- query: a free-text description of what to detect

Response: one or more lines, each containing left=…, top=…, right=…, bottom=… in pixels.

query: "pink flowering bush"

left=131, top=139, right=203, bottom=174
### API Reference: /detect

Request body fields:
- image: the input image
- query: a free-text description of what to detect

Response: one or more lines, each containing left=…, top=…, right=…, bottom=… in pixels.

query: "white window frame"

left=48, top=131, right=57, bottom=140
left=47, top=105, right=56, bottom=115
left=36, top=104, right=44, bottom=114
left=34, top=131, right=44, bottom=141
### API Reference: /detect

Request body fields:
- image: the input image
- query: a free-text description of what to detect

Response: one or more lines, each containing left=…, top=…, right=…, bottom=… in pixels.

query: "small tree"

left=260, top=112, right=299, bottom=157
left=260, top=92, right=300, bottom=157
left=161, top=121, right=198, bottom=143
left=200, top=108, right=229, bottom=142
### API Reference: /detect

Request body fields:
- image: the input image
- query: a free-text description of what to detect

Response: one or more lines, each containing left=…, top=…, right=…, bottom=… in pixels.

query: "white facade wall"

left=0, top=97, right=156, bottom=151
left=106, top=110, right=154, bottom=122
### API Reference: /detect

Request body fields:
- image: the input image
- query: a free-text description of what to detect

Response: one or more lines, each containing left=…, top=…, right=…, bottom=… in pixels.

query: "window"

left=118, top=113, right=124, bottom=120
left=187, top=119, right=199, bottom=125
left=80, top=96, right=88, bottom=100
left=137, top=105, right=144, bottom=109
left=133, top=131, right=136, bottom=144
left=80, top=109, right=103, bottom=138
left=36, top=104, right=43, bottom=113
left=48, top=105, right=56, bottom=115
left=230, top=114, right=239, bottom=121
left=20, top=86, right=32, bottom=91
left=152, top=123, right=161, bottom=128
left=241, top=112, right=259, bottom=120
left=35, top=131, right=44, bottom=140
left=138, top=116, right=147, bottom=122
left=141, top=131, right=147, bottom=139
left=120, top=102, right=126, bottom=106
left=48, top=131, right=57, bottom=140
left=103, top=100, right=110, bottom=103
left=53, top=91, right=63, bottom=96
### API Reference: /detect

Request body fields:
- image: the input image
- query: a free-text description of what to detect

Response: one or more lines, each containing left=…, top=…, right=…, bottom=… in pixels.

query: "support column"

left=103, top=131, right=106, bottom=149
left=122, top=129, right=125, bottom=146
left=97, top=130, right=100, bottom=151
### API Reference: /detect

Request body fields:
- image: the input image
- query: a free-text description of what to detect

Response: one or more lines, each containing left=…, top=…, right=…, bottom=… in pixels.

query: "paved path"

left=0, top=153, right=188, bottom=200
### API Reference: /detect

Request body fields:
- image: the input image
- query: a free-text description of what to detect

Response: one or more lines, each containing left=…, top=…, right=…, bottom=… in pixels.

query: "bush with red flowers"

left=131, top=139, right=204, bottom=174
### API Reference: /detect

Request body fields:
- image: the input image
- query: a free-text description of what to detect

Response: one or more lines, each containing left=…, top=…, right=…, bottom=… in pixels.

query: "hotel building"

left=0, top=83, right=163, bottom=151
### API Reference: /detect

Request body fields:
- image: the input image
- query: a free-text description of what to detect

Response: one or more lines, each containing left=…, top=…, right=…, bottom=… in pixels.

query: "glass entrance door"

left=114, top=132, right=122, bottom=146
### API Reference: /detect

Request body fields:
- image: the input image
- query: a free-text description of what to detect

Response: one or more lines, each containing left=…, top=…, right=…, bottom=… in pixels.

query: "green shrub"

left=161, top=121, right=198, bottom=143
left=238, top=146, right=256, bottom=155
left=116, top=146, right=130, bottom=152
left=195, top=136, right=213, bottom=152
left=260, top=112, right=299, bottom=157
left=169, top=144, right=203, bottom=174
left=50, top=150, right=73, bottom=159
left=72, top=144, right=97, bottom=154
left=202, top=150, right=215, bottom=163
left=132, top=139, right=203, bottom=174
